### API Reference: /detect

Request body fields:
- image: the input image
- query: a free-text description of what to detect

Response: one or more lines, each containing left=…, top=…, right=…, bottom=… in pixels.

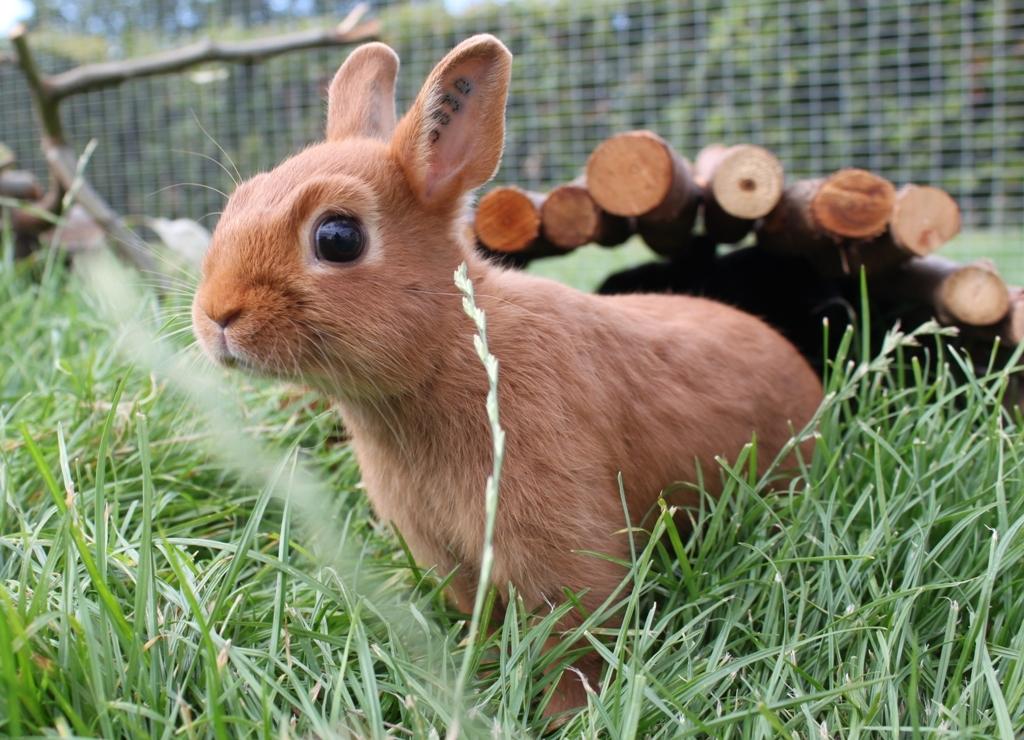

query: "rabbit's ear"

left=326, top=42, right=400, bottom=141
left=391, top=35, right=512, bottom=206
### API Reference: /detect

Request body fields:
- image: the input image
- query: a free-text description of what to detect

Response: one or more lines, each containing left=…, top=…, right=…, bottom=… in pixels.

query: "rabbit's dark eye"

left=314, top=216, right=364, bottom=263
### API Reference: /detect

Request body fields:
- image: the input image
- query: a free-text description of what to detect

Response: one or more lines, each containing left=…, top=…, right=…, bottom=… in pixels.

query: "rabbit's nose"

left=205, top=305, right=242, bottom=329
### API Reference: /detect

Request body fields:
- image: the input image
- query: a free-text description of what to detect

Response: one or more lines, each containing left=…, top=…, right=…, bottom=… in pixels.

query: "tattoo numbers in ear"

left=428, top=77, right=474, bottom=146
left=440, top=93, right=461, bottom=112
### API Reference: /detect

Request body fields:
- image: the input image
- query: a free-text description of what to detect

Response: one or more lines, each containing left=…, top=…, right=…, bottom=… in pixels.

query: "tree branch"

left=9, top=23, right=65, bottom=144
left=9, top=24, right=68, bottom=234
left=44, top=140, right=158, bottom=275
left=44, top=4, right=378, bottom=100
left=7, top=7, right=379, bottom=272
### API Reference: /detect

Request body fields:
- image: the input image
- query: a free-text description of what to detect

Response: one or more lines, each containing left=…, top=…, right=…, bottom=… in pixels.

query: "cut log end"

left=541, top=183, right=602, bottom=249
left=585, top=131, right=677, bottom=217
left=474, top=186, right=543, bottom=253
left=890, top=184, right=961, bottom=257
left=706, top=144, right=784, bottom=219
left=939, top=262, right=1011, bottom=326
left=811, top=168, right=896, bottom=239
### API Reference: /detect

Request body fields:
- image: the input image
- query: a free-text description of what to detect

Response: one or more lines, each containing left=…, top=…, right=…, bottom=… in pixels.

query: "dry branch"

left=37, top=5, right=377, bottom=100
left=9, top=25, right=66, bottom=145
left=585, top=130, right=699, bottom=256
left=45, top=144, right=158, bottom=274
left=9, top=10, right=378, bottom=273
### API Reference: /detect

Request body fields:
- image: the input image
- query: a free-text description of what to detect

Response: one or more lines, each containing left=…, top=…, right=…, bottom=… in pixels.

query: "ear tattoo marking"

left=428, top=77, right=474, bottom=145
left=440, top=93, right=461, bottom=112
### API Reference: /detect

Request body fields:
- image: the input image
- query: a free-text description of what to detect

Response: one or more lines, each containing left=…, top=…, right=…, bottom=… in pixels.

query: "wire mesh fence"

left=2, top=0, right=1022, bottom=247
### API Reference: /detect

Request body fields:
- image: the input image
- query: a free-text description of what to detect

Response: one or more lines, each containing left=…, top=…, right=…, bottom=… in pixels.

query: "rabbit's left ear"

left=391, top=35, right=512, bottom=206
left=326, top=42, right=400, bottom=141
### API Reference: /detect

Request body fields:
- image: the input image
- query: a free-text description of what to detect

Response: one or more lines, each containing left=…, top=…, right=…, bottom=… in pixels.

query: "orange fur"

left=193, top=35, right=823, bottom=716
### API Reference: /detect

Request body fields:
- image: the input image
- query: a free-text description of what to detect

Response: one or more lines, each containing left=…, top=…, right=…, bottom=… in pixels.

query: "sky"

left=0, top=0, right=32, bottom=34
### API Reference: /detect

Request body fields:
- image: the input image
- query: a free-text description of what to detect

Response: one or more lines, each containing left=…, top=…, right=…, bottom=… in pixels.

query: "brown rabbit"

left=192, top=35, right=823, bottom=715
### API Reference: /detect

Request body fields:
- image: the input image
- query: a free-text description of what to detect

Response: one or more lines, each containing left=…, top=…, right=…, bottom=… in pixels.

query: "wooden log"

left=812, top=169, right=896, bottom=240
left=758, top=169, right=897, bottom=276
left=874, top=256, right=1011, bottom=327
left=474, top=186, right=546, bottom=254
left=0, top=169, right=44, bottom=201
left=635, top=218, right=695, bottom=256
left=887, top=184, right=961, bottom=258
left=585, top=130, right=699, bottom=256
left=694, top=143, right=784, bottom=244
left=540, top=178, right=632, bottom=249
left=837, top=184, right=963, bottom=276
left=960, top=288, right=1024, bottom=347
left=757, top=178, right=835, bottom=270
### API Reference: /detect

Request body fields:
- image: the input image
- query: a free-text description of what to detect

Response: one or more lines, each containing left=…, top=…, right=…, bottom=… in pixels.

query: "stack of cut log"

left=470, top=130, right=1022, bottom=367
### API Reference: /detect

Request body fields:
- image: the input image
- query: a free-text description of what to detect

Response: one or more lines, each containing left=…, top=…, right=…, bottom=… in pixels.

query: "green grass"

left=2, top=232, right=1024, bottom=738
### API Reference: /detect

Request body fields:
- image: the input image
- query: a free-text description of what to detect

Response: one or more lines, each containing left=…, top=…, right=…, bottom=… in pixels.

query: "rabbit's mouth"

left=195, top=316, right=268, bottom=375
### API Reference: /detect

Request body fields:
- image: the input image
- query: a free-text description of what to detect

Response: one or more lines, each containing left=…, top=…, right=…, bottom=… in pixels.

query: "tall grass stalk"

left=447, top=262, right=506, bottom=739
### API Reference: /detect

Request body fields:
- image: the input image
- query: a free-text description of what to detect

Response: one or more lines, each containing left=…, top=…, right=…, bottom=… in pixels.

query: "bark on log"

left=585, top=130, right=699, bottom=256
left=694, top=143, right=784, bottom=244
left=836, top=184, right=963, bottom=276
left=540, top=178, right=632, bottom=249
left=758, top=169, right=897, bottom=276
left=875, top=256, right=1011, bottom=327
left=757, top=178, right=835, bottom=269
left=474, top=186, right=547, bottom=254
